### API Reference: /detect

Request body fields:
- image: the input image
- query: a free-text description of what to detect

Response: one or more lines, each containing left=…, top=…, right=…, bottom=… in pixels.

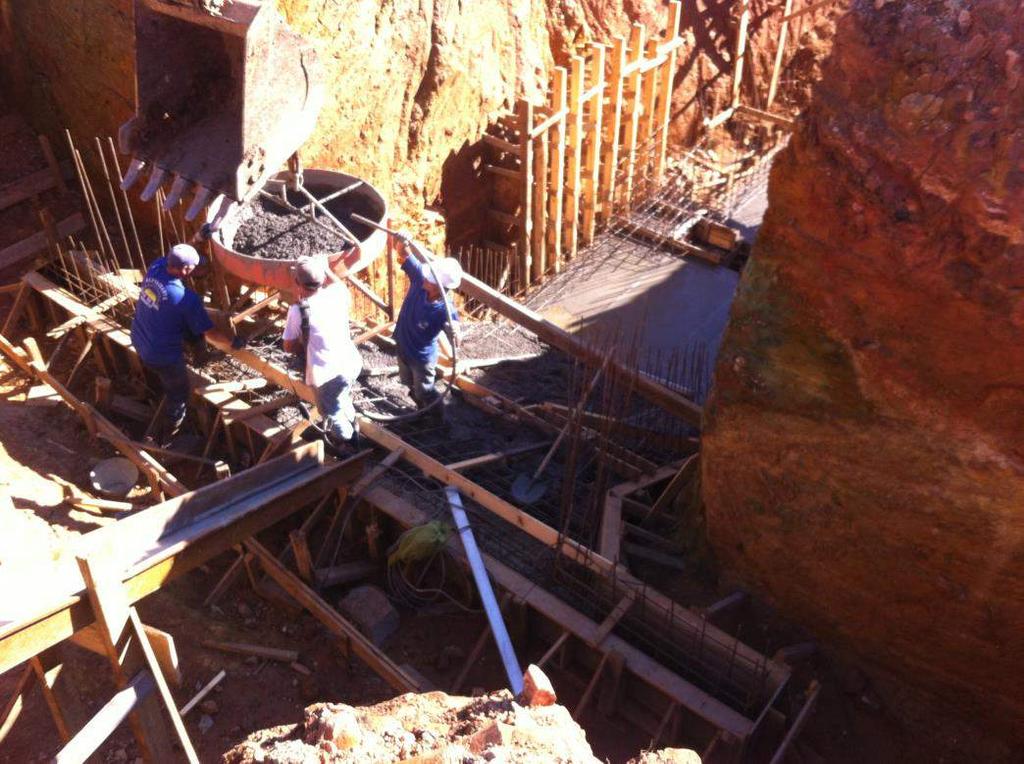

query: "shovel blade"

left=511, top=473, right=548, bottom=505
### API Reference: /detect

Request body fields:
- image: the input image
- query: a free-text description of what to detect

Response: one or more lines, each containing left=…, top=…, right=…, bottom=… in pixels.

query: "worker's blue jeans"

left=145, top=358, right=190, bottom=433
left=316, top=374, right=356, bottom=442
left=396, top=352, right=439, bottom=408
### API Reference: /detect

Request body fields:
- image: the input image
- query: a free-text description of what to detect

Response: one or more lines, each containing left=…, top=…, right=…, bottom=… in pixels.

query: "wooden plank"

left=782, top=0, right=838, bottom=23
left=599, top=493, right=624, bottom=562
left=574, top=649, right=612, bottom=719
left=599, top=36, right=626, bottom=224
left=0, top=215, right=84, bottom=270
left=53, top=671, right=155, bottom=764
left=536, top=630, right=570, bottom=668
left=244, top=539, right=425, bottom=693
left=30, top=655, right=72, bottom=742
left=640, top=38, right=660, bottom=186
left=230, top=289, right=279, bottom=326
left=0, top=664, right=33, bottom=745
left=531, top=118, right=549, bottom=282
left=647, top=454, right=698, bottom=520
left=581, top=43, right=605, bottom=246
left=767, top=0, right=795, bottom=107
left=76, top=556, right=179, bottom=762
left=594, top=595, right=633, bottom=644
left=482, top=133, right=521, bottom=155
left=201, top=639, right=298, bottom=662
left=517, top=100, right=534, bottom=289
left=289, top=529, right=314, bottom=582
left=621, top=24, right=646, bottom=213
left=484, top=164, right=522, bottom=181
left=731, top=0, right=751, bottom=109
left=564, top=55, right=584, bottom=260
left=38, top=135, right=69, bottom=195
left=0, top=168, right=56, bottom=212
left=547, top=66, right=567, bottom=273
left=654, top=2, right=681, bottom=185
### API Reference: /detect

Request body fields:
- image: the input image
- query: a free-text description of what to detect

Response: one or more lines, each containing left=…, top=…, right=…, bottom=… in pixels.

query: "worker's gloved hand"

left=230, top=334, right=247, bottom=351
left=191, top=222, right=217, bottom=244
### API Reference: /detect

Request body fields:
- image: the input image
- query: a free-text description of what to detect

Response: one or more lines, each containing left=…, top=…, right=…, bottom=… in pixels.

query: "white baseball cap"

left=167, top=243, right=202, bottom=269
left=423, top=257, right=462, bottom=290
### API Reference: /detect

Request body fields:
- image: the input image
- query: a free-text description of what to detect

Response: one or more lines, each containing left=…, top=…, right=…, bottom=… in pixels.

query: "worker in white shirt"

left=282, top=256, right=363, bottom=447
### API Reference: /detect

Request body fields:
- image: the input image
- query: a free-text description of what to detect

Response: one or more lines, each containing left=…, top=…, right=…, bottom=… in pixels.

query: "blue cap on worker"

left=166, top=243, right=204, bottom=270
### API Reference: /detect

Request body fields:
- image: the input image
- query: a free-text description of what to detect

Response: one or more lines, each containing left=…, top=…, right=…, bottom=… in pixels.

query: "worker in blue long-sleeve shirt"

left=393, top=237, right=462, bottom=422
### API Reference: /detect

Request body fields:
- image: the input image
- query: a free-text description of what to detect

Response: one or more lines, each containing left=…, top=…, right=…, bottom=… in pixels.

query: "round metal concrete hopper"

left=210, top=169, right=388, bottom=296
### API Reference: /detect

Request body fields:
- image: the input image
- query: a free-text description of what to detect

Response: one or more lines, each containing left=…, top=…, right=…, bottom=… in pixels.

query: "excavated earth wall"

left=703, top=0, right=1024, bottom=742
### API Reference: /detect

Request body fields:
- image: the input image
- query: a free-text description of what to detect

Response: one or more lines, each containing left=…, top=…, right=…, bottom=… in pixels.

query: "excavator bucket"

left=119, top=0, right=323, bottom=219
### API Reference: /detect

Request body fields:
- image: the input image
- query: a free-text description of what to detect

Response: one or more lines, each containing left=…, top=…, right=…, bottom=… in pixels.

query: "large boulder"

left=703, top=0, right=1024, bottom=743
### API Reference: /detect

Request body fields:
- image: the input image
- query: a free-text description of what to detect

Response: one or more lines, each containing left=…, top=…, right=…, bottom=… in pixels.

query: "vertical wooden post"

left=767, top=0, right=794, bottom=108
left=564, top=56, right=585, bottom=260
left=530, top=117, right=548, bottom=284
left=654, top=2, right=682, bottom=186
left=565, top=57, right=581, bottom=262
left=581, top=43, right=605, bottom=246
left=621, top=24, right=646, bottom=214
left=547, top=67, right=567, bottom=274
left=76, top=556, right=179, bottom=762
left=517, top=100, right=534, bottom=290
left=640, top=38, right=660, bottom=195
left=599, top=36, right=626, bottom=224
left=731, top=0, right=751, bottom=109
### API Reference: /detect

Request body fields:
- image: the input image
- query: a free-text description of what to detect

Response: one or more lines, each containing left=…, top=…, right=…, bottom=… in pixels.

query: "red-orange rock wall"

left=703, top=0, right=1024, bottom=738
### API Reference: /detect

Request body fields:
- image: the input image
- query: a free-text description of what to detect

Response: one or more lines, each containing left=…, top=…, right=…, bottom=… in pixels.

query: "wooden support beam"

left=30, top=654, right=73, bottom=743
left=581, top=43, right=605, bottom=246
left=782, top=0, right=839, bottom=23
left=517, top=100, right=534, bottom=289
left=574, top=649, right=613, bottom=719
left=531, top=114, right=549, bottom=282
left=621, top=24, right=646, bottom=214
left=564, top=55, right=584, bottom=260
left=482, top=133, right=521, bottom=155
left=451, top=593, right=514, bottom=693
left=244, top=539, right=425, bottom=693
left=547, top=66, right=567, bottom=273
left=767, top=0, right=795, bottom=107
left=230, top=290, right=279, bottom=326
left=593, top=595, right=634, bottom=645
left=54, top=671, right=156, bottom=764
left=647, top=453, right=698, bottom=520
left=75, top=556, right=183, bottom=762
left=289, top=529, right=314, bottom=582
left=599, top=36, right=626, bottom=224
left=0, top=214, right=84, bottom=270
left=201, top=639, right=298, bottom=662
left=640, top=38, right=660, bottom=188
left=483, top=164, right=522, bottom=181
left=0, top=664, right=33, bottom=745
left=599, top=493, right=624, bottom=563
left=731, top=0, right=751, bottom=109
left=0, top=168, right=57, bottom=212
left=654, top=2, right=681, bottom=185
left=536, top=630, right=570, bottom=669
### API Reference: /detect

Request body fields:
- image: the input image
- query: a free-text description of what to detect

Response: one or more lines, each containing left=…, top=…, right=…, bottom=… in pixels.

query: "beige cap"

left=423, top=257, right=463, bottom=290
left=292, top=255, right=327, bottom=288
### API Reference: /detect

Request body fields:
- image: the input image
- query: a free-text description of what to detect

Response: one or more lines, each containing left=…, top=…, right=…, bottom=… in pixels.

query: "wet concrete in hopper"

left=231, top=184, right=375, bottom=260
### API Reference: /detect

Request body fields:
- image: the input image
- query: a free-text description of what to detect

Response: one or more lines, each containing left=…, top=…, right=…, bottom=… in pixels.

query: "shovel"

left=511, top=359, right=607, bottom=504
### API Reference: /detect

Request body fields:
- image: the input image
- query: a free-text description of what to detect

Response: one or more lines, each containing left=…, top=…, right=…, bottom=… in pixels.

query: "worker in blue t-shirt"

left=393, top=237, right=462, bottom=421
left=131, top=243, right=231, bottom=440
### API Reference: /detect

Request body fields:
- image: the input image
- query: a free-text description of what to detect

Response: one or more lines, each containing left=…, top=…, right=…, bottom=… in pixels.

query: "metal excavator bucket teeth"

left=119, top=0, right=323, bottom=219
